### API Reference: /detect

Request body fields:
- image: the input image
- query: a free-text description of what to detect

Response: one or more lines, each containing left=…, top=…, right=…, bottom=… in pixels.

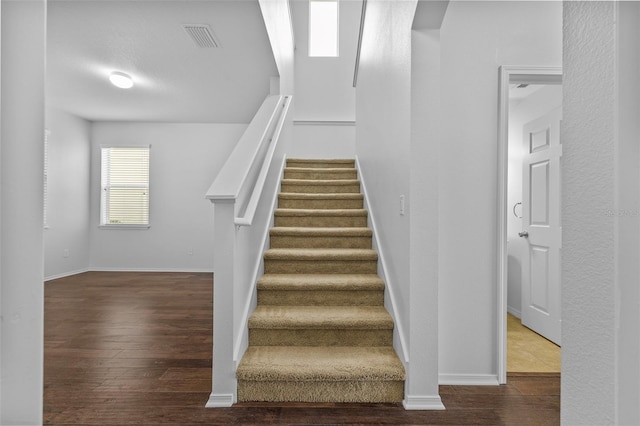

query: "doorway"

left=497, top=66, right=562, bottom=383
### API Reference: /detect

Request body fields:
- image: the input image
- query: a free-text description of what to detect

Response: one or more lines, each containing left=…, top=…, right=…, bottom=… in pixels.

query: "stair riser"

left=278, top=198, right=363, bottom=209
left=281, top=183, right=361, bottom=194
left=249, top=329, right=392, bottom=346
left=264, top=259, right=378, bottom=275
left=237, top=380, right=404, bottom=403
left=284, top=170, right=357, bottom=180
left=274, top=216, right=368, bottom=228
left=286, top=161, right=355, bottom=169
left=270, top=235, right=372, bottom=249
left=258, top=290, right=384, bottom=306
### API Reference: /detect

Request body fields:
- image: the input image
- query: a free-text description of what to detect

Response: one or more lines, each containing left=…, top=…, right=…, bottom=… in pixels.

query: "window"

left=100, top=146, right=150, bottom=227
left=309, top=0, right=339, bottom=57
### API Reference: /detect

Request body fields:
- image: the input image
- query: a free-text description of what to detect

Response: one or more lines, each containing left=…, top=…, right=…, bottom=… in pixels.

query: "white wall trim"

left=403, top=395, right=446, bottom=411
left=87, top=267, right=214, bottom=274
left=439, top=374, right=500, bottom=386
left=293, top=120, right=355, bottom=126
left=232, top=156, right=287, bottom=368
left=205, top=393, right=234, bottom=408
left=507, top=306, right=521, bottom=319
left=497, top=65, right=562, bottom=385
left=355, top=156, right=409, bottom=364
left=45, top=268, right=91, bottom=282
left=47, top=268, right=213, bottom=282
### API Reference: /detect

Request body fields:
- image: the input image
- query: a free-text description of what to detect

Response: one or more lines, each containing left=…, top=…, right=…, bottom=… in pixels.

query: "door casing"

left=497, top=66, right=562, bottom=384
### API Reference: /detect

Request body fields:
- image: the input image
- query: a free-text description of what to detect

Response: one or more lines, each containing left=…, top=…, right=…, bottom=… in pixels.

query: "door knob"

left=519, top=231, right=529, bottom=238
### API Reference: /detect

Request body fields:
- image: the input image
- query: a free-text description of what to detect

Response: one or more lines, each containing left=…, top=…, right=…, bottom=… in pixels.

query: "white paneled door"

left=520, top=108, right=562, bottom=346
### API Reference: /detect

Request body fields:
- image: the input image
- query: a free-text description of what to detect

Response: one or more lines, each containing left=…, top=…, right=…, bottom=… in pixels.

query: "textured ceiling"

left=47, top=0, right=278, bottom=123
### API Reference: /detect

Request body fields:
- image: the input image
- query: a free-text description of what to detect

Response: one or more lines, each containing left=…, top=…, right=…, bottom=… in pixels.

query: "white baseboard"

left=205, top=393, right=234, bottom=408
left=439, top=374, right=499, bottom=386
left=46, top=268, right=213, bottom=282
left=507, top=306, right=521, bottom=318
left=403, top=395, right=446, bottom=410
left=45, top=268, right=91, bottom=282
left=88, top=267, right=213, bottom=273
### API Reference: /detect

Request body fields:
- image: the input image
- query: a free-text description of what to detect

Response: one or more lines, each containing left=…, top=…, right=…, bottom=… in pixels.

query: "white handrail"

left=353, top=0, right=367, bottom=88
left=234, top=104, right=282, bottom=212
left=235, top=96, right=291, bottom=227
left=206, top=95, right=284, bottom=203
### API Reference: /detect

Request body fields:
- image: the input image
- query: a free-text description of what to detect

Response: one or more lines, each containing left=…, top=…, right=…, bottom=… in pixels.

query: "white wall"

left=356, top=0, right=417, bottom=402
left=90, top=122, right=246, bottom=271
left=562, top=2, right=615, bottom=423
left=407, top=22, right=443, bottom=407
left=45, top=108, right=91, bottom=280
left=615, top=3, right=640, bottom=423
left=437, top=1, right=561, bottom=382
left=356, top=0, right=447, bottom=408
left=0, top=0, right=45, bottom=423
left=259, top=0, right=295, bottom=95
left=562, top=2, right=640, bottom=424
left=291, top=0, right=359, bottom=121
left=290, top=122, right=355, bottom=158
left=507, top=85, right=562, bottom=317
left=357, top=0, right=414, bottom=362
left=289, top=0, right=360, bottom=158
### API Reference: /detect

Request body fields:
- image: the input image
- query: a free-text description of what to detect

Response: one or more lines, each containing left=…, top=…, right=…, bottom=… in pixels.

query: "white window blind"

left=100, top=146, right=150, bottom=226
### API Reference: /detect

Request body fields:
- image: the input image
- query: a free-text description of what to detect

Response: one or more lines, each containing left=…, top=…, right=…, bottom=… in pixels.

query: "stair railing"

left=353, top=0, right=367, bottom=88
left=207, top=95, right=290, bottom=217
left=205, top=94, right=292, bottom=407
left=235, top=96, right=291, bottom=226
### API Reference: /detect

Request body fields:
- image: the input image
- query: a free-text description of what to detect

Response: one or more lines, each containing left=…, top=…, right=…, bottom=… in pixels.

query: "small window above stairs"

left=236, top=158, right=405, bottom=403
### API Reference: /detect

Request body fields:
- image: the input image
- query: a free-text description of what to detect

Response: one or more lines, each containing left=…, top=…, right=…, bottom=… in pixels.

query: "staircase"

left=236, top=158, right=405, bottom=403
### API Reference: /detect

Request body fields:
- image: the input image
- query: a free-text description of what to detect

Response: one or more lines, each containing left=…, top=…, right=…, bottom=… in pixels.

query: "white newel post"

left=207, top=199, right=237, bottom=407
left=204, top=94, right=291, bottom=408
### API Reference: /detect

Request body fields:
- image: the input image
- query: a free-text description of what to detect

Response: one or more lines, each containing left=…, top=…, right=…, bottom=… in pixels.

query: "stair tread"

left=275, top=208, right=367, bottom=217
left=264, top=248, right=378, bottom=260
left=270, top=227, right=372, bottom=237
left=249, top=305, right=393, bottom=329
left=258, top=274, right=384, bottom=290
left=282, top=179, right=359, bottom=185
left=279, top=193, right=363, bottom=199
left=285, top=167, right=356, bottom=172
left=237, top=346, right=405, bottom=381
left=287, top=158, right=355, bottom=163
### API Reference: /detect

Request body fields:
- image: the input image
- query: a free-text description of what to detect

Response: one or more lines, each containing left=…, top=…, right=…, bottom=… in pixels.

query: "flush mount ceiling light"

left=109, top=71, right=134, bottom=89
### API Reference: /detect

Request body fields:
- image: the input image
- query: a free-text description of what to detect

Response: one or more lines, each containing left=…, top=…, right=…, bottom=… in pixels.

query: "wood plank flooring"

left=44, top=272, right=559, bottom=425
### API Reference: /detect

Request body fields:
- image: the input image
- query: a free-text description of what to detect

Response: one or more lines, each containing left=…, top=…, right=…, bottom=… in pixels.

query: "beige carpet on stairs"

left=236, top=158, right=405, bottom=403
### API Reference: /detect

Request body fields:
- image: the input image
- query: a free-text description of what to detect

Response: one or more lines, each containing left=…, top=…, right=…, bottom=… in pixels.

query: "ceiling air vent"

left=183, top=24, right=221, bottom=48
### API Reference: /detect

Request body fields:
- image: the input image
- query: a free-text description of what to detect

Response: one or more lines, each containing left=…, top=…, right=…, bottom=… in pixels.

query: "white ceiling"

left=47, top=0, right=278, bottom=123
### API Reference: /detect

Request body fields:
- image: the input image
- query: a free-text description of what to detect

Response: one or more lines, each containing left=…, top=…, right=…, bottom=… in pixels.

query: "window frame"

left=99, top=145, right=151, bottom=229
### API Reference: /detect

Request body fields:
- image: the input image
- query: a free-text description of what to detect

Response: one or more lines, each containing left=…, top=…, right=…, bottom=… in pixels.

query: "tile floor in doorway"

left=507, top=313, right=561, bottom=373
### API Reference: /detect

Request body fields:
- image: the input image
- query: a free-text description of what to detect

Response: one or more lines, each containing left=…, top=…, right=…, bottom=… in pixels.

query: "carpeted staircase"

left=236, top=158, right=405, bottom=403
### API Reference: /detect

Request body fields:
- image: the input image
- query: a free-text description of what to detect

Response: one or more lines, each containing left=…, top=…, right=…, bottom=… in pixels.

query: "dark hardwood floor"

left=44, top=272, right=559, bottom=425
